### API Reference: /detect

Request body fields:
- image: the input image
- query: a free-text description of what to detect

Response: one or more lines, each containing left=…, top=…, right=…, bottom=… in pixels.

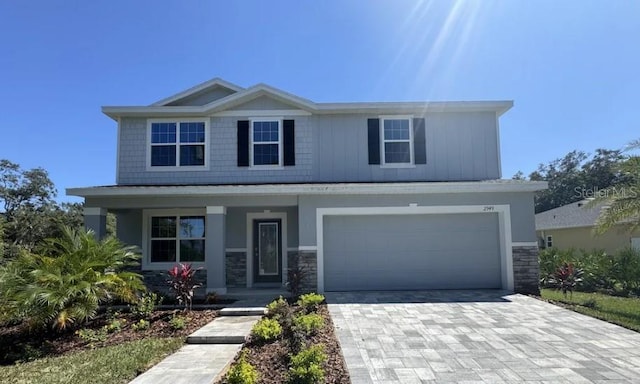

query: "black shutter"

left=367, top=118, right=380, bottom=165
left=237, top=120, right=249, bottom=167
left=413, top=117, right=426, bottom=164
left=283, top=119, right=295, bottom=166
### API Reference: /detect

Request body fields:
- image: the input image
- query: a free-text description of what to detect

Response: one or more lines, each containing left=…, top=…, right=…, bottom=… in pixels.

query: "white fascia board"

left=314, top=100, right=513, bottom=115
left=66, top=181, right=548, bottom=198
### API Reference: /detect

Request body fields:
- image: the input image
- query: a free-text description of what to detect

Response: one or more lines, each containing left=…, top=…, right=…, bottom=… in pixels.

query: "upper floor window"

left=148, top=120, right=208, bottom=169
left=381, top=117, right=413, bottom=165
left=251, top=120, right=282, bottom=166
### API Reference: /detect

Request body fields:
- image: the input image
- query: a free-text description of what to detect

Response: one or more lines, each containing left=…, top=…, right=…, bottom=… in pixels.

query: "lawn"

left=541, top=289, right=640, bottom=332
left=0, top=337, right=183, bottom=384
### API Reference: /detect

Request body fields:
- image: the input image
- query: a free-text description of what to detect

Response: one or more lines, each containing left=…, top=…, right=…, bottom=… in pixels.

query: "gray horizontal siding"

left=117, top=111, right=500, bottom=185
left=311, top=112, right=499, bottom=182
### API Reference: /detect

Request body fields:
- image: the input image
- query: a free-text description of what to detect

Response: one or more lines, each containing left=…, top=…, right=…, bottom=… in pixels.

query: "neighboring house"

left=67, top=77, right=546, bottom=294
left=536, top=200, right=640, bottom=254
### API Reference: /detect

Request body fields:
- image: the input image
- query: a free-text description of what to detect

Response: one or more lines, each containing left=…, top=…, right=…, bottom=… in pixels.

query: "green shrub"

left=292, top=313, right=324, bottom=336
left=0, top=227, right=144, bottom=330
left=227, top=350, right=258, bottom=384
left=297, top=293, right=324, bottom=312
left=106, top=317, right=126, bottom=333
left=266, top=296, right=290, bottom=319
left=288, top=344, right=326, bottom=384
left=132, top=319, right=150, bottom=331
left=612, top=247, right=640, bottom=294
left=132, top=292, right=161, bottom=319
left=169, top=315, right=187, bottom=330
left=251, top=318, right=282, bottom=342
left=76, top=328, right=108, bottom=344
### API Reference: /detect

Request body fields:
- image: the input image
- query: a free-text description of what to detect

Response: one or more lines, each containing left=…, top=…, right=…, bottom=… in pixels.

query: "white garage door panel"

left=323, top=214, right=501, bottom=291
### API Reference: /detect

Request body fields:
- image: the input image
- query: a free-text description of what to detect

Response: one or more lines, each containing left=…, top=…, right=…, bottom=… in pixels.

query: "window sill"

left=145, top=166, right=210, bottom=172
left=380, top=164, right=416, bottom=169
left=141, top=262, right=206, bottom=271
left=248, top=165, right=285, bottom=171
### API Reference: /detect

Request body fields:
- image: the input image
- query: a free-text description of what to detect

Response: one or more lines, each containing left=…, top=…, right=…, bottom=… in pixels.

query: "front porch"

left=82, top=204, right=317, bottom=295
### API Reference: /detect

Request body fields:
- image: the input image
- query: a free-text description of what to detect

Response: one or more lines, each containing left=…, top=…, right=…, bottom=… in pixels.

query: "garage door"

left=323, top=213, right=501, bottom=291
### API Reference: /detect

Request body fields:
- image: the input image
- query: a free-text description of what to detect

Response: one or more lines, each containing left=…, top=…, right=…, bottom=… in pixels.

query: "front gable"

left=225, top=95, right=306, bottom=112
left=151, top=77, right=244, bottom=107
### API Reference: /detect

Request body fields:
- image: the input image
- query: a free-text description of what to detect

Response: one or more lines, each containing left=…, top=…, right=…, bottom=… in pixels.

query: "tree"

left=0, top=159, right=56, bottom=220
left=591, top=139, right=640, bottom=234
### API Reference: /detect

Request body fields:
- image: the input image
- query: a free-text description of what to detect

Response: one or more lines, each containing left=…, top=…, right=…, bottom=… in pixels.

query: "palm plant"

left=590, top=139, right=640, bottom=234
left=0, top=226, right=145, bottom=330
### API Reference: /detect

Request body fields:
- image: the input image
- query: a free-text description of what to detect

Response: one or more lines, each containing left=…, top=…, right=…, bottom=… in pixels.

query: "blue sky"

left=1, top=1, right=638, bottom=203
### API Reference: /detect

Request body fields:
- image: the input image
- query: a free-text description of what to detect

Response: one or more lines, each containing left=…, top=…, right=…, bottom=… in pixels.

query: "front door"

left=253, top=219, right=282, bottom=284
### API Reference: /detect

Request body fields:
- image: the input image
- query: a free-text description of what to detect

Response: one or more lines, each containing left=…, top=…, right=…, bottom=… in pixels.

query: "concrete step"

left=186, top=315, right=262, bottom=344
left=129, top=344, right=241, bottom=384
left=219, top=307, right=266, bottom=316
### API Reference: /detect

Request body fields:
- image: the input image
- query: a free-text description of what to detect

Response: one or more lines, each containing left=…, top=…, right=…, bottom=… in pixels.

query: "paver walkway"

left=327, top=290, right=640, bottom=383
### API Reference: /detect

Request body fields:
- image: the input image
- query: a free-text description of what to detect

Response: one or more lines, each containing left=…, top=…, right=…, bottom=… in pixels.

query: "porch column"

left=84, top=207, right=107, bottom=239
left=206, top=206, right=227, bottom=294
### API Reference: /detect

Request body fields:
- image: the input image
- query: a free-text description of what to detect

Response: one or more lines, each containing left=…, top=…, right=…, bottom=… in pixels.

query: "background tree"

left=590, top=139, right=640, bottom=234
left=514, top=149, right=628, bottom=213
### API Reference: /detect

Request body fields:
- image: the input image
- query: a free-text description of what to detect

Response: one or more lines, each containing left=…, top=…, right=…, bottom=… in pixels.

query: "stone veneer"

left=140, top=269, right=207, bottom=297
left=512, top=245, right=540, bottom=295
left=225, top=252, right=246, bottom=287
left=289, top=251, right=318, bottom=293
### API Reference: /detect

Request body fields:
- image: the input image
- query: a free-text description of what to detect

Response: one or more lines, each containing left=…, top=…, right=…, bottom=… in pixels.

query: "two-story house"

left=67, top=78, right=546, bottom=295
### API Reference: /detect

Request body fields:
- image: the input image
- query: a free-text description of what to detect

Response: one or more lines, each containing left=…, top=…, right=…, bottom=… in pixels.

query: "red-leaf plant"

left=167, top=263, right=202, bottom=311
left=553, top=262, right=584, bottom=298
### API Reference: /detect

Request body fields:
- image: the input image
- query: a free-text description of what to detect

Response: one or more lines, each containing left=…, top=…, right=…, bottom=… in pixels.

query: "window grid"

left=251, top=120, right=281, bottom=166
left=150, top=121, right=206, bottom=167
left=381, top=117, right=413, bottom=165
left=150, top=215, right=205, bottom=263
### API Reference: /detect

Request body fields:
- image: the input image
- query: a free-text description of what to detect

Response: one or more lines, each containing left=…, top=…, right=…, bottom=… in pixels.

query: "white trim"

left=146, top=118, right=210, bottom=171
left=115, top=117, right=121, bottom=184
left=297, top=245, right=318, bottom=252
left=68, top=180, right=548, bottom=198
left=249, top=118, right=283, bottom=168
left=212, top=109, right=311, bottom=117
left=84, top=207, right=107, bottom=216
left=141, top=208, right=206, bottom=271
left=226, top=248, right=247, bottom=253
left=246, top=212, right=288, bottom=288
left=315, top=204, right=514, bottom=293
left=286, top=247, right=299, bottom=252
left=380, top=115, right=414, bottom=167
left=206, top=206, right=226, bottom=215
left=512, top=242, right=538, bottom=247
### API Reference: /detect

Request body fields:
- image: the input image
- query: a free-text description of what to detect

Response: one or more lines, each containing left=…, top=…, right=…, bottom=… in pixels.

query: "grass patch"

left=0, top=337, right=183, bottom=384
left=541, top=289, right=640, bottom=332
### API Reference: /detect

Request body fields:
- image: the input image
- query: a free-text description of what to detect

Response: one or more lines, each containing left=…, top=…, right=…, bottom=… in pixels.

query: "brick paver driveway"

left=326, top=290, right=640, bottom=383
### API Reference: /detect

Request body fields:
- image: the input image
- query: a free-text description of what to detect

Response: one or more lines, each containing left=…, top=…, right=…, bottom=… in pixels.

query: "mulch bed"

left=0, top=308, right=218, bottom=365
left=219, top=304, right=350, bottom=384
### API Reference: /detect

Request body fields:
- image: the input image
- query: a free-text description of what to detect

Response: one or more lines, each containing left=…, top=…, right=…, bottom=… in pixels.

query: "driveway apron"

left=327, top=290, right=640, bottom=383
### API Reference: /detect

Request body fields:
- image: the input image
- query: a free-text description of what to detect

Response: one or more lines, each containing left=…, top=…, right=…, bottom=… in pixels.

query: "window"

left=149, top=120, right=207, bottom=168
left=149, top=215, right=205, bottom=263
left=381, top=117, right=413, bottom=165
left=546, top=235, right=553, bottom=248
left=251, top=120, right=281, bottom=166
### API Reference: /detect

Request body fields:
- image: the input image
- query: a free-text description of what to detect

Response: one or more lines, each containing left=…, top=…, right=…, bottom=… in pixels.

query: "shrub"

left=132, top=292, right=161, bottom=319
left=266, top=296, right=290, bottom=320
left=297, top=293, right=325, bottom=313
left=106, top=317, right=126, bottom=333
left=76, top=328, right=108, bottom=344
left=288, top=344, right=327, bottom=384
left=292, top=313, right=324, bottom=336
left=551, top=262, right=583, bottom=298
left=132, top=319, right=150, bottom=331
left=227, top=350, right=258, bottom=384
left=169, top=315, right=187, bottom=330
left=167, top=263, right=202, bottom=311
left=581, top=298, right=598, bottom=308
left=0, top=227, right=145, bottom=330
left=611, top=247, right=640, bottom=294
left=252, top=318, right=282, bottom=342
left=286, top=254, right=308, bottom=297
left=205, top=291, right=219, bottom=304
